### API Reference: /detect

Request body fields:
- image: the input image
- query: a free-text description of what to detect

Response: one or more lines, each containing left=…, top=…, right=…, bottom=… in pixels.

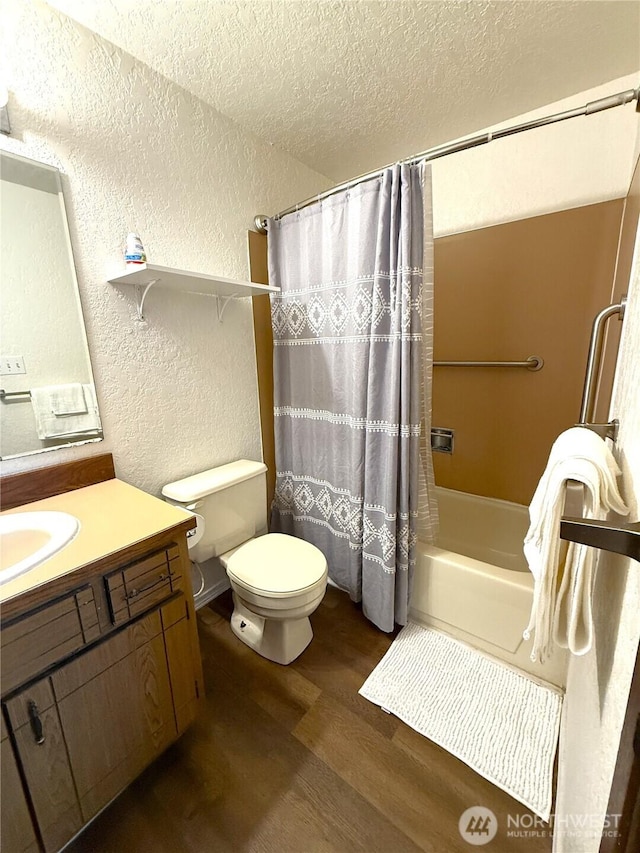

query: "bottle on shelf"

left=124, top=233, right=147, bottom=268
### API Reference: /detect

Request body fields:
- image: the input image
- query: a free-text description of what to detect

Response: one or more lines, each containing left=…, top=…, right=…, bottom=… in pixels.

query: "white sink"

left=0, top=511, right=80, bottom=586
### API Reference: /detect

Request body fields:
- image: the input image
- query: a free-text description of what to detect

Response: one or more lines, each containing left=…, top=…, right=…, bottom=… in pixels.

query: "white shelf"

left=108, top=263, right=279, bottom=321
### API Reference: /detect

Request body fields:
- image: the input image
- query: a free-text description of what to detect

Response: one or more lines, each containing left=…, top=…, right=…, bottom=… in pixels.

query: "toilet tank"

left=162, top=460, right=268, bottom=562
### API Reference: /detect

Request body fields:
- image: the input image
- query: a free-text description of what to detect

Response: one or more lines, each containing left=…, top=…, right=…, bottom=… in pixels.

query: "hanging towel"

left=31, top=384, right=102, bottom=439
left=523, top=427, right=628, bottom=663
left=49, top=383, right=87, bottom=416
left=82, top=383, right=100, bottom=420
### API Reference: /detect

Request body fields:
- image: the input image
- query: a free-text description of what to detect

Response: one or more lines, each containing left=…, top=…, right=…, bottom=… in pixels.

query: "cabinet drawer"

left=52, top=610, right=163, bottom=701
left=105, top=545, right=182, bottom=625
left=1, top=587, right=100, bottom=693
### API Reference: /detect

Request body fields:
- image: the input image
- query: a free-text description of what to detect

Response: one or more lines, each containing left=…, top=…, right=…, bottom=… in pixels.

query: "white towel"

left=31, top=384, right=102, bottom=439
left=82, top=383, right=101, bottom=421
left=523, top=427, right=628, bottom=663
left=49, top=383, right=87, bottom=415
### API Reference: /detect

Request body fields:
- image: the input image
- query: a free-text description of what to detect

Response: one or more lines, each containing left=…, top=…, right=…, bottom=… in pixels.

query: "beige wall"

left=431, top=74, right=638, bottom=238
left=432, top=199, right=624, bottom=506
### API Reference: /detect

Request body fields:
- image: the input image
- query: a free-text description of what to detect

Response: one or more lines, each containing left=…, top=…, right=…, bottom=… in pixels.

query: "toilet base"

left=230, top=595, right=313, bottom=665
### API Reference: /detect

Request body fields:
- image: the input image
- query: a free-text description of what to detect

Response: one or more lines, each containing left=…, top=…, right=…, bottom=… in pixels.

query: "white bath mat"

left=359, top=622, right=562, bottom=821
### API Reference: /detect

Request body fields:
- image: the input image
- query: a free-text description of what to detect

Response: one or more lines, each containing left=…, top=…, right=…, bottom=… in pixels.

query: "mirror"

left=0, top=151, right=103, bottom=459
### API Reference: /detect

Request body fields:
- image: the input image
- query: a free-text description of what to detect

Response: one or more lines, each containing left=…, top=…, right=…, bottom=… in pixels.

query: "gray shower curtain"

left=268, top=163, right=437, bottom=632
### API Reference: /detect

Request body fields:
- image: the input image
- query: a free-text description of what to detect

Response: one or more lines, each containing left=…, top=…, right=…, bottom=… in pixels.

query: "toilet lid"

left=225, top=533, right=327, bottom=595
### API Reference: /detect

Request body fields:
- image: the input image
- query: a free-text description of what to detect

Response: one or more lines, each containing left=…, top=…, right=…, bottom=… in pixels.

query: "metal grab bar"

left=575, top=297, right=626, bottom=440
left=0, top=389, right=31, bottom=400
left=434, top=355, right=543, bottom=371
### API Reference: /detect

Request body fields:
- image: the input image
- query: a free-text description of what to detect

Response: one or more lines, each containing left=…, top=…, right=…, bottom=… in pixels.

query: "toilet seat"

left=224, top=533, right=327, bottom=598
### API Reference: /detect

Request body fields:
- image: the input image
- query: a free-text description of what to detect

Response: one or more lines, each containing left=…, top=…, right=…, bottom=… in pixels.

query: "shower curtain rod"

left=254, top=85, right=639, bottom=233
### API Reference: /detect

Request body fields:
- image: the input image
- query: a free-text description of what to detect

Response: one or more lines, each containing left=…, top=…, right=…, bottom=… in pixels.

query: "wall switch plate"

left=1, top=356, right=26, bottom=375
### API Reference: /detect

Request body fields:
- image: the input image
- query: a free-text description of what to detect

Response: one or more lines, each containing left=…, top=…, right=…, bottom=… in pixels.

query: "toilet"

left=162, top=460, right=327, bottom=665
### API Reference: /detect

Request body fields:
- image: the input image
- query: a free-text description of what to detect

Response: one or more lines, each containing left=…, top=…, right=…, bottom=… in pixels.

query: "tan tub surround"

left=432, top=198, right=624, bottom=506
left=0, top=462, right=203, bottom=853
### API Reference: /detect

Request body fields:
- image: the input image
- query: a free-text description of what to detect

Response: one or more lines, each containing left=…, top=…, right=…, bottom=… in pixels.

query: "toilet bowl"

left=162, top=460, right=328, bottom=665
left=222, top=533, right=327, bottom=664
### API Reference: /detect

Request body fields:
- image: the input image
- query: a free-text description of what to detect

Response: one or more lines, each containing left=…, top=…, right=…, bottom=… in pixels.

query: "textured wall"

left=431, top=74, right=639, bottom=237
left=0, top=0, right=331, bottom=495
left=554, top=156, right=640, bottom=852
left=48, top=0, right=640, bottom=183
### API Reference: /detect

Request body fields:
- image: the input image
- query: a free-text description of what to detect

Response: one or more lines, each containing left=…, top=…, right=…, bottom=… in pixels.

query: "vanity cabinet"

left=1, top=532, right=203, bottom=853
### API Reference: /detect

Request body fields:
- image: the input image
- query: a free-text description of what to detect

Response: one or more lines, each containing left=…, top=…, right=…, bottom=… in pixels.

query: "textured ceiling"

left=48, top=1, right=640, bottom=181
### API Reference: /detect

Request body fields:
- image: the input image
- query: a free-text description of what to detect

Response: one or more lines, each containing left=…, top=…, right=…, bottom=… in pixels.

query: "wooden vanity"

left=0, top=455, right=204, bottom=852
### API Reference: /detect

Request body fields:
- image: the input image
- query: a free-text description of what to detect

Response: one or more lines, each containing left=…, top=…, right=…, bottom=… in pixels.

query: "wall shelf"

left=108, top=263, right=279, bottom=321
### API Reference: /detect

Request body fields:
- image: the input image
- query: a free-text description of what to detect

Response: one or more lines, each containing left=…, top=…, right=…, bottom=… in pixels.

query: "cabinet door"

left=52, top=610, right=177, bottom=823
left=0, top=719, right=39, bottom=853
left=161, top=597, right=202, bottom=734
left=7, top=678, right=83, bottom=853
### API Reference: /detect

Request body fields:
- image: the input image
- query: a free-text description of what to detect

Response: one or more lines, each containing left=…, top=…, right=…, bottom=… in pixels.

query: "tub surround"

left=409, top=487, right=568, bottom=688
left=433, top=199, right=624, bottom=506
left=0, top=458, right=203, bottom=852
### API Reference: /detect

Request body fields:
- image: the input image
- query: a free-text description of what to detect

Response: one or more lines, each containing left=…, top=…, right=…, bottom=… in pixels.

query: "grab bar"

left=434, top=355, right=543, bottom=371
left=575, top=297, right=626, bottom=441
left=559, top=298, right=629, bottom=558
left=0, top=389, right=31, bottom=401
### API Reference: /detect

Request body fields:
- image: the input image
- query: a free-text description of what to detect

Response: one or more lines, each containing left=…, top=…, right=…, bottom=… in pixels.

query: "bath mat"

left=359, top=623, right=562, bottom=821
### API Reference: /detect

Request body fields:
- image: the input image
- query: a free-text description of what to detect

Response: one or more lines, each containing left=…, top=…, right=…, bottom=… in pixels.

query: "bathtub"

left=410, top=487, right=567, bottom=688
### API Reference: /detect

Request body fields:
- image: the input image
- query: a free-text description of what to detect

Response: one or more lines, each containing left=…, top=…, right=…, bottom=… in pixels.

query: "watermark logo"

left=458, top=807, right=498, bottom=846
left=507, top=812, right=622, bottom=840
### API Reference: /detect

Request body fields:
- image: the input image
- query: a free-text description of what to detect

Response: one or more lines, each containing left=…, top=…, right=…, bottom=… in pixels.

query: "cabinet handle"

left=28, top=701, right=45, bottom=745
left=125, top=573, right=170, bottom=601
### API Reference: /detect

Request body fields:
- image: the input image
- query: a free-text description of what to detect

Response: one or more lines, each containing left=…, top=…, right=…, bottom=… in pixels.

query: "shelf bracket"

left=216, top=294, right=236, bottom=323
left=133, top=279, right=159, bottom=321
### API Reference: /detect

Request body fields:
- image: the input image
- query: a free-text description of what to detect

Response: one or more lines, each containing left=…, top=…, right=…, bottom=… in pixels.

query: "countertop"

left=0, top=479, right=195, bottom=606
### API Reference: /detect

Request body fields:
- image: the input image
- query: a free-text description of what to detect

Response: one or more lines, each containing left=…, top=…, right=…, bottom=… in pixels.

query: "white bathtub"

left=410, top=487, right=567, bottom=688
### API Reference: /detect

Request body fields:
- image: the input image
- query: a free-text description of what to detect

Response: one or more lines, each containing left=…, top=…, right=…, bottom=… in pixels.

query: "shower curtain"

left=268, top=163, right=437, bottom=632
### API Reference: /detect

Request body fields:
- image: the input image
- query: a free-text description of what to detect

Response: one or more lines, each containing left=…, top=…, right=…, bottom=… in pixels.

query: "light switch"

left=1, top=355, right=26, bottom=375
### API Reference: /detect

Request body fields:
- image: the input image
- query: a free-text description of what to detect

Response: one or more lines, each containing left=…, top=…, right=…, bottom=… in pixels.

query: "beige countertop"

left=0, top=479, right=194, bottom=605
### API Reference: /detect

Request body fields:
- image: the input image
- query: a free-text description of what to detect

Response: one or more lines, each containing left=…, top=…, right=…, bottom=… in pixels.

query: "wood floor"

left=68, top=587, right=552, bottom=852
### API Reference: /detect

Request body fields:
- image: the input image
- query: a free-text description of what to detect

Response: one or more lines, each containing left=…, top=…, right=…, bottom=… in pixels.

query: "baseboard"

left=194, top=576, right=230, bottom=610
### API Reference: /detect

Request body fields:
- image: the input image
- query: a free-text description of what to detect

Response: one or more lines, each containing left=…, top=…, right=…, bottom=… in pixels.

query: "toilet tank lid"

left=162, top=459, right=267, bottom=502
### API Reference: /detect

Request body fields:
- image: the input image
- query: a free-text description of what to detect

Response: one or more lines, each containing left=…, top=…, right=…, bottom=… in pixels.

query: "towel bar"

left=560, top=518, right=640, bottom=562
left=0, top=389, right=31, bottom=401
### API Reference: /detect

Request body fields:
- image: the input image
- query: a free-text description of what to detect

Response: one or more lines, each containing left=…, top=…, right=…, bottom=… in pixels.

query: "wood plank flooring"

left=67, top=587, right=552, bottom=852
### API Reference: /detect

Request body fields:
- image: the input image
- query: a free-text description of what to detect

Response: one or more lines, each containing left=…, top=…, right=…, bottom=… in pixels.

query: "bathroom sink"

left=0, top=511, right=80, bottom=586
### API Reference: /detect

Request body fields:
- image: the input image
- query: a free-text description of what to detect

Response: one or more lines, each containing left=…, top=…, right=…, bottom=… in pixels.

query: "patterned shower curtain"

left=268, top=163, right=437, bottom=632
